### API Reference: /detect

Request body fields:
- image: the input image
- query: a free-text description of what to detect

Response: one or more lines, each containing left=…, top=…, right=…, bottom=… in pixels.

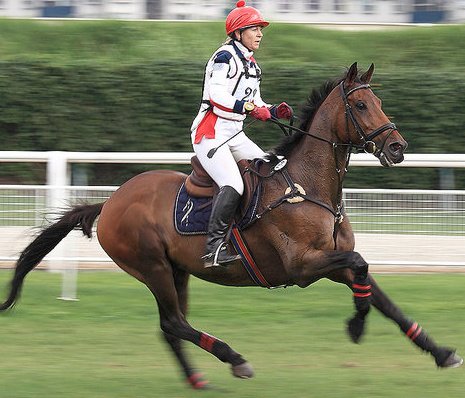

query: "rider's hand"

left=250, top=106, right=272, bottom=121
left=272, top=102, right=294, bottom=120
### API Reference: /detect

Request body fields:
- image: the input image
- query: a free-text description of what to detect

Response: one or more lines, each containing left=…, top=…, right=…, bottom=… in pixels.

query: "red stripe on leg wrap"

left=353, top=284, right=372, bottom=290
left=200, top=332, right=216, bottom=352
left=411, top=327, right=423, bottom=341
left=354, top=292, right=372, bottom=298
left=406, top=323, right=423, bottom=341
left=406, top=322, right=418, bottom=337
left=353, top=282, right=372, bottom=298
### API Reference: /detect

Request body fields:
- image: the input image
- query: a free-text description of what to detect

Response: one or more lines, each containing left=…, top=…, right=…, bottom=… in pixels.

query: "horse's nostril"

left=390, top=142, right=403, bottom=152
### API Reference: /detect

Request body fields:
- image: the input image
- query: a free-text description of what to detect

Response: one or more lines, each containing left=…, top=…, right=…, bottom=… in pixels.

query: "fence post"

left=46, top=151, right=70, bottom=209
left=45, top=152, right=78, bottom=300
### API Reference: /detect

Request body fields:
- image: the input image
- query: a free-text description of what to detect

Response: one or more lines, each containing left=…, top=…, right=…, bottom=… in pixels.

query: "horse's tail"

left=0, top=202, right=104, bottom=311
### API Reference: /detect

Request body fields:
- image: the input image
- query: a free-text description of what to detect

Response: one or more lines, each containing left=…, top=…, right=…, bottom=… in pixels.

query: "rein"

left=270, top=117, right=358, bottom=149
left=256, top=81, right=397, bottom=246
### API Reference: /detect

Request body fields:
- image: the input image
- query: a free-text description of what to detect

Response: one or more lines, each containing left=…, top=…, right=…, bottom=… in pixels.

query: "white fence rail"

left=1, top=152, right=465, bottom=272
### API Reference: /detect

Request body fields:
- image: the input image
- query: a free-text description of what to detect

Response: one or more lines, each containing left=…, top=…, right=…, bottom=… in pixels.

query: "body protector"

left=191, top=40, right=269, bottom=144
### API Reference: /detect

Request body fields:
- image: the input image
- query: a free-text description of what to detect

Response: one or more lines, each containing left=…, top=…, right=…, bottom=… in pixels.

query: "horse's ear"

left=360, top=63, right=375, bottom=84
left=345, top=62, right=358, bottom=85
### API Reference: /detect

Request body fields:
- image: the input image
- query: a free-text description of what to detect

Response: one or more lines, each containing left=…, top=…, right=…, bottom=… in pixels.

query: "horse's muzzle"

left=378, top=137, right=408, bottom=168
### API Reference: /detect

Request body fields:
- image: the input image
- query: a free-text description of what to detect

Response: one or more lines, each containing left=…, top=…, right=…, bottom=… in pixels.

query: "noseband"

left=340, top=81, right=397, bottom=155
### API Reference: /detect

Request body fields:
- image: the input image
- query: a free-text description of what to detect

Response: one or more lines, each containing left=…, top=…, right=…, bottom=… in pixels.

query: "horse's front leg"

left=292, top=249, right=372, bottom=342
left=369, top=274, right=463, bottom=368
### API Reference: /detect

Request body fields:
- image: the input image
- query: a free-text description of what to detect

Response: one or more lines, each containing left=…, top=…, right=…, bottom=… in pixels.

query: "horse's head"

left=336, top=62, right=408, bottom=167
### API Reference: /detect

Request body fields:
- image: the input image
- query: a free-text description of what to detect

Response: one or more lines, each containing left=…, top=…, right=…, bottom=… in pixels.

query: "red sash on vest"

left=194, top=110, right=218, bottom=144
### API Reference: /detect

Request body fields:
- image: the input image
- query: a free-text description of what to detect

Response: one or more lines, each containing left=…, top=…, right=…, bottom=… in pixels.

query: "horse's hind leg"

left=161, top=268, right=208, bottom=389
left=143, top=261, right=253, bottom=386
left=368, top=274, right=463, bottom=368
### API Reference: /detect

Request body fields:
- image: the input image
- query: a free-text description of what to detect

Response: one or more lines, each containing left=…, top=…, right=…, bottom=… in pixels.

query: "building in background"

left=1, top=1, right=465, bottom=23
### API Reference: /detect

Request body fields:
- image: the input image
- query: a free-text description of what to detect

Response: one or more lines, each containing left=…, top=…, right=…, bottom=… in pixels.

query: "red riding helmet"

left=225, top=0, right=269, bottom=35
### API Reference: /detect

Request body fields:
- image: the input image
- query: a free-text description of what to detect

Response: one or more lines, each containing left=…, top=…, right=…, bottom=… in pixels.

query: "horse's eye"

left=356, top=101, right=366, bottom=110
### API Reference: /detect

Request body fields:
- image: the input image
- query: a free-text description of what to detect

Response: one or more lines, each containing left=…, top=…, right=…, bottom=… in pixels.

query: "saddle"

left=185, top=155, right=261, bottom=220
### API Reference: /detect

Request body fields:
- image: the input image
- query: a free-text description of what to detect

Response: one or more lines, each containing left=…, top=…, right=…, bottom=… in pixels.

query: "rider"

left=191, top=1, right=294, bottom=268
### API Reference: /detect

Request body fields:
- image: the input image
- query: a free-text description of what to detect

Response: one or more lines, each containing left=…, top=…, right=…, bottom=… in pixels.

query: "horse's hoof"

left=346, top=316, right=365, bottom=344
left=186, top=372, right=210, bottom=389
left=232, top=362, right=254, bottom=379
left=436, top=349, right=464, bottom=369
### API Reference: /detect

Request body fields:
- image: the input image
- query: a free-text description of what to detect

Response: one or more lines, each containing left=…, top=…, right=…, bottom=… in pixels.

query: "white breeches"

left=192, top=118, right=266, bottom=195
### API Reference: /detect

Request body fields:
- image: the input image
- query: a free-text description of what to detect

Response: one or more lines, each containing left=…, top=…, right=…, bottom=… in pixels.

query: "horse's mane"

left=271, top=74, right=345, bottom=158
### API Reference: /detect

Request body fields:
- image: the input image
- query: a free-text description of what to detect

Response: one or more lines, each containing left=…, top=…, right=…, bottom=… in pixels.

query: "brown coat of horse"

left=1, top=63, right=462, bottom=388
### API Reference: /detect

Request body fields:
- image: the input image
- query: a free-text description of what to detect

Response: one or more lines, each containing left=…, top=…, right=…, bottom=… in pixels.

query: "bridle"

left=339, top=81, right=397, bottom=157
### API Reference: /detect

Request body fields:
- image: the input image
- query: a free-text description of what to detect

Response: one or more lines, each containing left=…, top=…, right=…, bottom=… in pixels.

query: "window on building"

left=393, top=1, right=410, bottom=13
left=22, top=0, right=36, bottom=9
left=304, top=0, right=321, bottom=12
left=277, top=0, right=293, bottom=13
left=333, top=0, right=348, bottom=13
left=413, top=1, right=445, bottom=12
left=361, top=0, right=375, bottom=14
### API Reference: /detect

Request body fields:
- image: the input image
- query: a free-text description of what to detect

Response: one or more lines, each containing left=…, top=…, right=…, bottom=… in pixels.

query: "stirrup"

left=203, top=244, right=241, bottom=268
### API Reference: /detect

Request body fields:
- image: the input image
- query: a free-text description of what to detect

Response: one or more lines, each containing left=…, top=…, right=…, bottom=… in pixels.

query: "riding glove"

left=271, top=102, right=294, bottom=120
left=250, top=105, right=272, bottom=121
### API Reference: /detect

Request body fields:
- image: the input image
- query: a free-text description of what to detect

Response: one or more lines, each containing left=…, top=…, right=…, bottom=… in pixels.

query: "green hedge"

left=1, top=20, right=465, bottom=188
left=1, top=60, right=465, bottom=187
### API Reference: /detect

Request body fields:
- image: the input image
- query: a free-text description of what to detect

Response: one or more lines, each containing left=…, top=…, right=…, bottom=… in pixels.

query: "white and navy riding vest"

left=191, top=40, right=268, bottom=143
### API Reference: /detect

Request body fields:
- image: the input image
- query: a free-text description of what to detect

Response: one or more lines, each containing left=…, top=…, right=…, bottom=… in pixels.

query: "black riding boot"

left=203, top=185, right=242, bottom=268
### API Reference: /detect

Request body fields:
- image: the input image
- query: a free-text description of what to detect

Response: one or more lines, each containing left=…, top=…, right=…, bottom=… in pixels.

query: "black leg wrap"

left=398, top=319, right=459, bottom=366
left=352, top=274, right=372, bottom=317
left=400, top=320, right=436, bottom=353
left=409, top=330, right=460, bottom=368
left=347, top=274, right=372, bottom=343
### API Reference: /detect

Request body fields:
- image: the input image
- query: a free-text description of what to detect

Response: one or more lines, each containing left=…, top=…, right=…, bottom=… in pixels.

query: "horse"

left=1, top=63, right=462, bottom=389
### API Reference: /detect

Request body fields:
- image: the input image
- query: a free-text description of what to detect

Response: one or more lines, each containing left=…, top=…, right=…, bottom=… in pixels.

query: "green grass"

left=348, top=210, right=465, bottom=235
left=1, top=19, right=465, bottom=69
left=0, top=271, right=464, bottom=397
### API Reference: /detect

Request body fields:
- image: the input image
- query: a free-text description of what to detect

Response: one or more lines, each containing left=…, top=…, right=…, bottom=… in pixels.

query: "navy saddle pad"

left=174, top=183, right=260, bottom=235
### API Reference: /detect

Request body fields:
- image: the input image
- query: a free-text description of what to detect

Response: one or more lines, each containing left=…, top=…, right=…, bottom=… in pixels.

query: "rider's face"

left=235, top=26, right=264, bottom=51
